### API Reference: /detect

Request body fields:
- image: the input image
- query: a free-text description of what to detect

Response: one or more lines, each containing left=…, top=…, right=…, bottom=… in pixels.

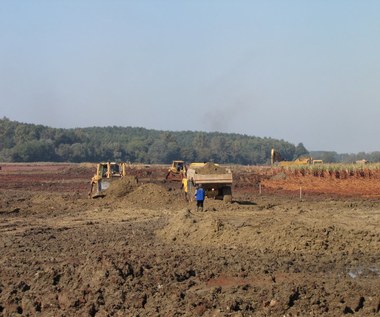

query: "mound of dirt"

left=2, top=163, right=380, bottom=316
left=126, top=183, right=184, bottom=209
left=105, top=176, right=138, bottom=198
left=196, top=162, right=227, bottom=174
left=157, top=208, right=219, bottom=243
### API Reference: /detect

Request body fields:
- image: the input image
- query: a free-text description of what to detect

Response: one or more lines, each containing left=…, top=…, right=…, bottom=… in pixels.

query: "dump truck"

left=186, top=162, right=233, bottom=202
left=89, top=162, right=127, bottom=198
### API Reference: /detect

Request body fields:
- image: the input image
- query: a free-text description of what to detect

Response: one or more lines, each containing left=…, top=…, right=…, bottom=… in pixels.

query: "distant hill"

left=0, top=117, right=304, bottom=164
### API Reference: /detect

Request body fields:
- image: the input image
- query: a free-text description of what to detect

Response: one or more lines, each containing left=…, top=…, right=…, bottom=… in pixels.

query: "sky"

left=1, top=0, right=379, bottom=153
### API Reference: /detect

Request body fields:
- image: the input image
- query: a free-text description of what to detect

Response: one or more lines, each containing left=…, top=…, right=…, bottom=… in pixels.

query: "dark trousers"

left=196, top=200, right=204, bottom=210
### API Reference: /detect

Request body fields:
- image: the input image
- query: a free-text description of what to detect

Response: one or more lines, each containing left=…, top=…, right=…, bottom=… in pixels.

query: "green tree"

left=294, top=143, right=309, bottom=159
left=12, top=140, right=56, bottom=162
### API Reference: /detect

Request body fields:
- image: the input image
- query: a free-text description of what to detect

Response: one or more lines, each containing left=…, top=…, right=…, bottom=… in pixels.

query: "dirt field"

left=0, top=163, right=379, bottom=317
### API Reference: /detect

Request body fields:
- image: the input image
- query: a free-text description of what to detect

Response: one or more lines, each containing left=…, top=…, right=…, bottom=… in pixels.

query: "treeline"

left=310, top=151, right=380, bottom=164
left=0, top=117, right=309, bottom=164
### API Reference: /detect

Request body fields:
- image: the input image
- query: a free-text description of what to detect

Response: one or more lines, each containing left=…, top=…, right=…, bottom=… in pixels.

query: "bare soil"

left=0, top=163, right=379, bottom=317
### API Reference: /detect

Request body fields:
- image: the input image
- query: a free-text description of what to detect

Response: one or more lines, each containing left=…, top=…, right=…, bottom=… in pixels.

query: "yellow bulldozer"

left=165, top=160, right=187, bottom=181
left=271, top=148, right=323, bottom=166
left=89, top=162, right=127, bottom=198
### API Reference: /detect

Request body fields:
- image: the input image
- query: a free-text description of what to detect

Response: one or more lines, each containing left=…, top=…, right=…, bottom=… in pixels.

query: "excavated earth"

left=0, top=163, right=379, bottom=317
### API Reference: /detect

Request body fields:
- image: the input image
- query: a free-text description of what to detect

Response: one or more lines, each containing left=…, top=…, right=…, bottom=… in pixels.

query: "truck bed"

left=190, top=173, right=233, bottom=184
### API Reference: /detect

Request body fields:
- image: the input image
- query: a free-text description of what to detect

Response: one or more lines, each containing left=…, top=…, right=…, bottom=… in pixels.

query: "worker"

left=194, top=184, right=205, bottom=212
left=180, top=177, right=189, bottom=201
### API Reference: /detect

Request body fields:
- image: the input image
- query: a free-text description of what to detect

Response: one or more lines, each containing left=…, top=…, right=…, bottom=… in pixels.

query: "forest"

left=0, top=117, right=308, bottom=164
left=1, top=117, right=378, bottom=164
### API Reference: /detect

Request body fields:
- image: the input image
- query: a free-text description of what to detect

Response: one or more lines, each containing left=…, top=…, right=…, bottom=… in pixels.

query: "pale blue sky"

left=1, top=1, right=379, bottom=153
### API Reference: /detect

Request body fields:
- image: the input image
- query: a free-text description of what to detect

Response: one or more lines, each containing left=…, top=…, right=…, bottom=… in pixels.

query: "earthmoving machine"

left=186, top=162, right=233, bottom=202
left=89, top=162, right=127, bottom=198
left=270, top=148, right=282, bottom=165
left=271, top=148, right=323, bottom=166
left=165, top=160, right=187, bottom=181
left=278, top=156, right=313, bottom=166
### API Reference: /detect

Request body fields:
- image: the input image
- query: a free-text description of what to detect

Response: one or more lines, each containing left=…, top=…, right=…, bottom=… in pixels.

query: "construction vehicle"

left=89, top=162, right=127, bottom=198
left=278, top=156, right=313, bottom=166
left=271, top=148, right=282, bottom=165
left=271, top=148, right=323, bottom=166
left=186, top=162, right=233, bottom=202
left=165, top=160, right=186, bottom=181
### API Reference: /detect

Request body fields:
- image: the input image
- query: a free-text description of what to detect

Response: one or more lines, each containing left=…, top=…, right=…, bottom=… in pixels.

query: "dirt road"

left=0, top=164, right=379, bottom=316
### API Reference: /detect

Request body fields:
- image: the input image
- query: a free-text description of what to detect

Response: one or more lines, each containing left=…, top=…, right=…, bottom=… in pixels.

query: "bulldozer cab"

left=89, top=162, right=127, bottom=198
left=172, top=160, right=185, bottom=172
left=97, top=163, right=107, bottom=178
left=96, top=162, right=125, bottom=178
left=166, top=160, right=186, bottom=181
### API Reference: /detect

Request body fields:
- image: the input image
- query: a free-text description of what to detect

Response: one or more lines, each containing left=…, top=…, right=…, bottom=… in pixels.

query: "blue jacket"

left=195, top=188, right=205, bottom=201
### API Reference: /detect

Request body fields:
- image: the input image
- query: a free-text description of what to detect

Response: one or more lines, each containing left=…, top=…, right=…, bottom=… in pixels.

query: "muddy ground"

left=0, top=163, right=379, bottom=317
